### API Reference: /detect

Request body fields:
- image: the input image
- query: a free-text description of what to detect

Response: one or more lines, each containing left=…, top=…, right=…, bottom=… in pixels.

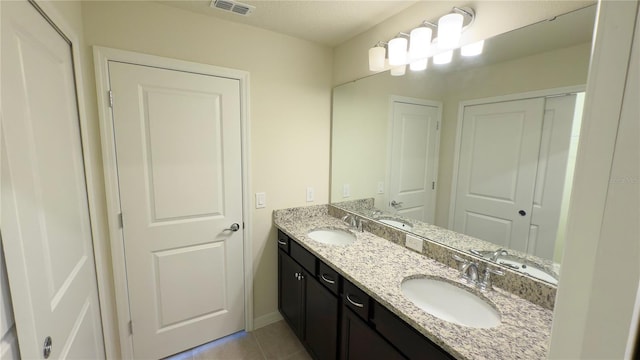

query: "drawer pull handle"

left=277, top=239, right=287, bottom=245
left=321, top=274, right=335, bottom=284
left=346, top=294, right=364, bottom=308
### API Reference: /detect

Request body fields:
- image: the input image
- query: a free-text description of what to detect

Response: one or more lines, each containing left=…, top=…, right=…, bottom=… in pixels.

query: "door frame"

left=93, top=46, right=253, bottom=359
left=447, top=85, right=586, bottom=229
left=1, top=0, right=116, bottom=358
left=386, top=96, right=442, bottom=217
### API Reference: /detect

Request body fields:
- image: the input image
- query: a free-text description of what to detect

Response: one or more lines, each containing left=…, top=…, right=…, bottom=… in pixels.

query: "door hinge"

left=128, top=321, right=133, bottom=335
left=432, top=181, right=436, bottom=190
left=108, top=90, right=113, bottom=108
left=117, top=213, right=123, bottom=228
left=436, top=121, right=440, bottom=130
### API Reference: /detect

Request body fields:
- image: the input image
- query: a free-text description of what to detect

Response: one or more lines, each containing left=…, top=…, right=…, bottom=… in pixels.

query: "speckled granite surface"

left=332, top=200, right=559, bottom=308
left=274, top=206, right=553, bottom=360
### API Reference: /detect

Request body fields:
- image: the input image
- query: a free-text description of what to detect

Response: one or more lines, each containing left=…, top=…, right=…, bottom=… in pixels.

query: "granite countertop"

left=274, top=206, right=553, bottom=360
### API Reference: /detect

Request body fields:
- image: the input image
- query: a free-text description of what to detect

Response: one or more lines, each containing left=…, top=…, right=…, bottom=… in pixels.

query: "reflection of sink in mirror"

left=307, top=228, right=356, bottom=246
left=377, top=218, right=413, bottom=231
left=470, top=249, right=559, bottom=285
left=496, top=258, right=559, bottom=285
left=401, top=277, right=501, bottom=328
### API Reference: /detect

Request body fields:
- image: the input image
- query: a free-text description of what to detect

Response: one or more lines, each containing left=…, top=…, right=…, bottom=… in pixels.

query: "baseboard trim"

left=253, top=311, right=283, bottom=330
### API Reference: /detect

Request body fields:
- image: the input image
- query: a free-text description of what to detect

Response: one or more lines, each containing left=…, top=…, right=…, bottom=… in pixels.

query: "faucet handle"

left=452, top=254, right=468, bottom=264
left=485, top=267, right=504, bottom=276
left=479, top=266, right=504, bottom=292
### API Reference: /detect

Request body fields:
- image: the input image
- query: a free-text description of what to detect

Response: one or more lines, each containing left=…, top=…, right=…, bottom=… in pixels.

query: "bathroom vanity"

left=274, top=205, right=554, bottom=360
left=278, top=229, right=452, bottom=360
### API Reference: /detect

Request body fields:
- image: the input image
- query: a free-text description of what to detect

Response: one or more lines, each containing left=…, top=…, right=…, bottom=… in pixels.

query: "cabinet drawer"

left=343, top=280, right=370, bottom=321
left=277, top=230, right=290, bottom=253
left=373, top=302, right=454, bottom=360
left=317, top=261, right=340, bottom=295
left=290, top=240, right=316, bottom=274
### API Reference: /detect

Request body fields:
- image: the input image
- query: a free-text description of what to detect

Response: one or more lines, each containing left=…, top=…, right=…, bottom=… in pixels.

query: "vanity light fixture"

left=391, top=65, right=407, bottom=76
left=433, top=49, right=453, bottom=65
left=408, top=25, right=432, bottom=71
left=461, top=40, right=485, bottom=56
left=368, top=42, right=387, bottom=71
left=437, top=13, right=464, bottom=49
left=388, top=34, right=409, bottom=66
left=368, top=6, right=476, bottom=74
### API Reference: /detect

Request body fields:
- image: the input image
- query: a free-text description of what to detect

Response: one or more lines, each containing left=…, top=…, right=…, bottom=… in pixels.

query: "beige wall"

left=80, top=0, right=333, bottom=337
left=333, top=0, right=594, bottom=85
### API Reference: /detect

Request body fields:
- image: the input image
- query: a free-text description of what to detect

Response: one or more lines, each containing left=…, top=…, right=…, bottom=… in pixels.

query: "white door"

left=529, top=95, right=577, bottom=258
left=453, top=98, right=545, bottom=252
left=388, top=101, right=440, bottom=223
left=1, top=1, right=105, bottom=359
left=108, top=61, right=245, bottom=359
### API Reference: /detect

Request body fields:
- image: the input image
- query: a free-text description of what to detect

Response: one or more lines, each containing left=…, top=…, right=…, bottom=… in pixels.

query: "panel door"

left=453, top=98, right=545, bottom=252
left=108, top=61, right=244, bottom=359
left=389, top=102, right=440, bottom=223
left=1, top=1, right=105, bottom=358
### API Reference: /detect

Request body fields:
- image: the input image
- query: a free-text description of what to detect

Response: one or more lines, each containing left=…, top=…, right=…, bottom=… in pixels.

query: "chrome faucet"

left=341, top=214, right=356, bottom=228
left=489, top=248, right=508, bottom=261
left=452, top=254, right=479, bottom=285
left=342, top=214, right=366, bottom=232
left=461, top=262, right=479, bottom=284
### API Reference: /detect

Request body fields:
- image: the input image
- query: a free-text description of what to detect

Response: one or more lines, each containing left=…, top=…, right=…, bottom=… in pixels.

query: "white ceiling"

left=159, top=0, right=418, bottom=47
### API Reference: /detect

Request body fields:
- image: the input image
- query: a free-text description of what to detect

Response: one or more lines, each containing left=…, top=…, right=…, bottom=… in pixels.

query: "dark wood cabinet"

left=278, top=248, right=305, bottom=337
left=277, top=230, right=452, bottom=360
left=305, top=274, right=339, bottom=360
left=341, top=305, right=405, bottom=360
left=278, top=232, right=339, bottom=360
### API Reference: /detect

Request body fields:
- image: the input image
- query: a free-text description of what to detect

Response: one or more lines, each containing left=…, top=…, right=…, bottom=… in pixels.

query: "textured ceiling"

left=159, top=0, right=418, bottom=47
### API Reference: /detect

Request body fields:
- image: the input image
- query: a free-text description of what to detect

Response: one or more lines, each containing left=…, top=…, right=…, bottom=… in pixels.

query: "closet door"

left=453, top=98, right=544, bottom=252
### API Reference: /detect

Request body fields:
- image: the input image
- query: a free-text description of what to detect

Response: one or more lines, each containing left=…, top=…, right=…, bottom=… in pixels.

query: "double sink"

left=306, top=228, right=501, bottom=329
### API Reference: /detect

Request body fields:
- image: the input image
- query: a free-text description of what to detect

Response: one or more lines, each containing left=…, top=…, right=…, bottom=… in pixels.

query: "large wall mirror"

left=331, top=5, right=596, bottom=285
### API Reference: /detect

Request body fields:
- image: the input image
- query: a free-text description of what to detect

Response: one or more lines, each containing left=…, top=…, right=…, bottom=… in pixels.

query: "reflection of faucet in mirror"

left=330, top=5, right=596, bottom=286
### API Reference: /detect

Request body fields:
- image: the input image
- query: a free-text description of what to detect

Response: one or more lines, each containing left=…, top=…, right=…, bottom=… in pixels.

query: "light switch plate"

left=405, top=234, right=423, bottom=253
left=377, top=181, right=384, bottom=194
left=343, top=184, right=351, bottom=198
left=306, top=187, right=314, bottom=202
left=255, top=192, right=266, bottom=209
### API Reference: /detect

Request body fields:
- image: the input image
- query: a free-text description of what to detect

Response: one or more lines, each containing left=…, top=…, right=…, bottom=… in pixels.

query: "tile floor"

left=165, top=320, right=312, bottom=360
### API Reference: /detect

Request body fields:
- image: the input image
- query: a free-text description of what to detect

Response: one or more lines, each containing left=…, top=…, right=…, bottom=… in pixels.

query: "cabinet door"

left=305, top=275, right=339, bottom=360
left=278, top=249, right=303, bottom=336
left=341, top=306, right=405, bottom=360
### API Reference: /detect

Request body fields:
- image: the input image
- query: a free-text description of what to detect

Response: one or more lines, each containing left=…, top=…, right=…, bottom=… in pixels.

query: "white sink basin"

left=378, top=218, right=413, bottom=231
left=307, top=228, right=356, bottom=246
left=401, top=277, right=501, bottom=328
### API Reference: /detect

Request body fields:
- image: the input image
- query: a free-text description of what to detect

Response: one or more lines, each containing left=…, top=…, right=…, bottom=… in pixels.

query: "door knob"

left=225, top=223, right=241, bottom=232
left=390, top=200, right=403, bottom=208
left=43, top=336, right=52, bottom=359
left=518, top=210, right=527, bottom=216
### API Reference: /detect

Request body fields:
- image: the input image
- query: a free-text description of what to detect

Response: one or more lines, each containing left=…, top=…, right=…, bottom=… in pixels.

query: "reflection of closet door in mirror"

left=529, top=94, right=578, bottom=259
left=453, top=98, right=545, bottom=252
left=388, top=100, right=441, bottom=223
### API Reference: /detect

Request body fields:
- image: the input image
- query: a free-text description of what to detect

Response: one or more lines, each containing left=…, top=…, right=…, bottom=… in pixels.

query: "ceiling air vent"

left=211, top=0, right=255, bottom=16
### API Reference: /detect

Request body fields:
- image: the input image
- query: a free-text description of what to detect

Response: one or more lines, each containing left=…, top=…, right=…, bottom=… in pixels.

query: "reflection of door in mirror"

left=388, top=98, right=441, bottom=223
left=452, top=91, right=583, bottom=261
